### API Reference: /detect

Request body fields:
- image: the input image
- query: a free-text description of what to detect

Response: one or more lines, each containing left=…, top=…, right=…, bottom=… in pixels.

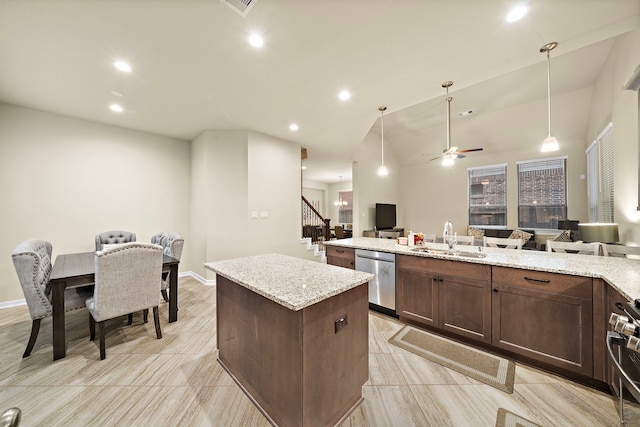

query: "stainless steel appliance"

left=355, top=249, right=396, bottom=317
left=607, top=301, right=640, bottom=424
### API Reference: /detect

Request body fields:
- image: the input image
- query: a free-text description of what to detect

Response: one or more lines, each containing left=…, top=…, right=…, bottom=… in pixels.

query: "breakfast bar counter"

left=205, top=253, right=374, bottom=427
left=325, top=237, right=640, bottom=301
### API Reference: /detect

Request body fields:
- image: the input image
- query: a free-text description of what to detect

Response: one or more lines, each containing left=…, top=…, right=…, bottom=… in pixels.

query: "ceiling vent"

left=220, top=0, right=257, bottom=17
left=457, top=109, right=476, bottom=117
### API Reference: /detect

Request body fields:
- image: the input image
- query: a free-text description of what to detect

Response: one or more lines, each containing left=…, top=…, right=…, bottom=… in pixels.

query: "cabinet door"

left=439, top=274, right=491, bottom=343
left=397, top=266, right=438, bottom=327
left=326, top=246, right=355, bottom=270
left=492, top=269, right=593, bottom=376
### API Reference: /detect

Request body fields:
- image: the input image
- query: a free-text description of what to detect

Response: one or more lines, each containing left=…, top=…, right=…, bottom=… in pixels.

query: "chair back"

left=602, top=244, right=640, bottom=258
left=95, top=230, right=136, bottom=251
left=546, top=240, right=601, bottom=255
left=483, top=236, right=522, bottom=249
left=11, top=240, right=53, bottom=320
left=151, top=232, right=184, bottom=260
left=334, top=225, right=344, bottom=239
left=92, top=243, right=162, bottom=322
left=422, top=234, right=437, bottom=243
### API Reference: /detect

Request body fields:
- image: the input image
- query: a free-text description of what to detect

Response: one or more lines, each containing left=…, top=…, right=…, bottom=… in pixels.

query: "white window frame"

left=516, top=155, right=568, bottom=230
left=467, top=163, right=507, bottom=228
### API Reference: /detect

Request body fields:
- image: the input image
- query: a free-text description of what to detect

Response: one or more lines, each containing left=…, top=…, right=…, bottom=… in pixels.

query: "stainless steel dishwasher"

left=355, top=249, right=396, bottom=317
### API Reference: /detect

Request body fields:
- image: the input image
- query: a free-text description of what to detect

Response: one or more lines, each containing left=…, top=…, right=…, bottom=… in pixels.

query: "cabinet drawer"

left=326, top=246, right=354, bottom=260
left=492, top=266, right=592, bottom=299
left=397, top=254, right=490, bottom=281
left=326, top=246, right=355, bottom=269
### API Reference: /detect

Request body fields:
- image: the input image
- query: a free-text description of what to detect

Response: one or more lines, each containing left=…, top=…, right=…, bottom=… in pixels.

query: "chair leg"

left=89, top=315, right=96, bottom=341
left=161, top=289, right=169, bottom=303
left=127, top=313, right=133, bottom=325
left=153, top=306, right=162, bottom=339
left=23, top=319, right=41, bottom=358
left=143, top=309, right=149, bottom=323
left=99, top=321, right=106, bottom=360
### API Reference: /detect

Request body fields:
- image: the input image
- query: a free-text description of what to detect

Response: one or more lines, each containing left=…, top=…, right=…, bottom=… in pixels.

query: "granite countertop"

left=204, top=253, right=374, bottom=311
left=325, top=237, right=640, bottom=301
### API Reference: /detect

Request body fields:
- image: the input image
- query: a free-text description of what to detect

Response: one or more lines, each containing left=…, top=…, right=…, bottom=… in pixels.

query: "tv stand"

left=363, top=228, right=404, bottom=238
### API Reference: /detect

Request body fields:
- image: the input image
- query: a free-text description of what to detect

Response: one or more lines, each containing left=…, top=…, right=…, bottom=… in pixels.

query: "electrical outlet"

left=334, top=314, right=348, bottom=333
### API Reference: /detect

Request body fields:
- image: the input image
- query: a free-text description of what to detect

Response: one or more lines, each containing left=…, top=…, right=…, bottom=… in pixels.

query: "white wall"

left=190, top=130, right=303, bottom=280
left=353, top=132, right=401, bottom=236
left=588, top=29, right=640, bottom=244
left=351, top=87, right=592, bottom=239
left=0, top=103, right=191, bottom=302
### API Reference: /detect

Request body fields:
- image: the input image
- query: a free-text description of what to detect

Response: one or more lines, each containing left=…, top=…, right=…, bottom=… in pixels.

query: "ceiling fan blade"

left=457, top=148, right=484, bottom=153
left=430, top=154, right=443, bottom=161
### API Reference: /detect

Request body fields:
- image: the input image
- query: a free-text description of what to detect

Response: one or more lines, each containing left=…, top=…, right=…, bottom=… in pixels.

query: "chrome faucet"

left=443, top=221, right=456, bottom=254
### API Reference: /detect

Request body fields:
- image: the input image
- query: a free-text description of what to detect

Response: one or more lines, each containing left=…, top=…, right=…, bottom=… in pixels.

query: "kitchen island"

left=325, top=237, right=640, bottom=390
left=205, top=253, right=374, bottom=427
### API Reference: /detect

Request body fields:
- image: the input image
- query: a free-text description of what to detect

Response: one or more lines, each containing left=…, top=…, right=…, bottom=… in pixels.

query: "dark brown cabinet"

left=491, top=266, right=593, bottom=376
left=397, top=255, right=491, bottom=343
left=326, top=246, right=355, bottom=270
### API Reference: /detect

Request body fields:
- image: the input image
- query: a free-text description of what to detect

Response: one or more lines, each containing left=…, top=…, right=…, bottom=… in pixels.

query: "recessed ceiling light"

left=113, top=60, right=132, bottom=72
left=110, top=90, right=125, bottom=97
left=109, top=104, right=124, bottom=113
left=338, top=90, right=351, bottom=101
left=289, top=123, right=299, bottom=131
left=249, top=34, right=264, bottom=48
left=506, top=5, right=528, bottom=22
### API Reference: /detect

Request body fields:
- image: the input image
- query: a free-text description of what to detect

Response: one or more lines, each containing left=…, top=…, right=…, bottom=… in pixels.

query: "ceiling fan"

left=430, top=80, right=483, bottom=165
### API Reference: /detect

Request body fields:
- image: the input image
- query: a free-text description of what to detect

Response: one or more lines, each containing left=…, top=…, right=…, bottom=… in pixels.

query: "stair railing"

left=302, top=196, right=331, bottom=245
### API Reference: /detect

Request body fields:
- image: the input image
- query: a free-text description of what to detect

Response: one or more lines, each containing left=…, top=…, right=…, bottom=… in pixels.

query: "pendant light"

left=540, top=42, right=559, bottom=152
left=377, top=106, right=388, bottom=176
left=334, top=176, right=348, bottom=207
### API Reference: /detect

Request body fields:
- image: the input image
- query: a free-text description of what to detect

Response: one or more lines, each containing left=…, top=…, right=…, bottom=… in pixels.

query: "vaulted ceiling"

left=0, top=1, right=638, bottom=183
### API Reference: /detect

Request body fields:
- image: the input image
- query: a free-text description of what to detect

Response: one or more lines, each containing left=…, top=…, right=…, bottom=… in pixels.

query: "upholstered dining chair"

left=334, top=225, right=345, bottom=239
left=87, top=242, right=163, bottom=360
left=546, top=240, right=601, bottom=255
left=94, top=230, right=136, bottom=251
left=11, top=240, right=92, bottom=357
left=151, top=232, right=184, bottom=302
left=483, top=236, right=522, bottom=250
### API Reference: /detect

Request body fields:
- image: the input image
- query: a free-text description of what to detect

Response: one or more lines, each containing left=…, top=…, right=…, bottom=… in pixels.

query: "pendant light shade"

left=377, top=106, right=388, bottom=176
left=540, top=42, right=559, bottom=152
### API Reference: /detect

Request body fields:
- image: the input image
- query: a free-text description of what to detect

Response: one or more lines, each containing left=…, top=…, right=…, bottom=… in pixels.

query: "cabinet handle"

left=524, top=276, right=551, bottom=284
left=493, top=288, right=498, bottom=293
left=336, top=249, right=344, bottom=253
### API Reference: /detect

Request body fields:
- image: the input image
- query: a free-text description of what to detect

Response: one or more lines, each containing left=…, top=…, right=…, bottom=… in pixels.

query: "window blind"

left=597, top=123, right=614, bottom=222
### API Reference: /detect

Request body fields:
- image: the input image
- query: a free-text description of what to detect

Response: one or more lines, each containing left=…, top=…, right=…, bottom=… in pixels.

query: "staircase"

left=301, top=196, right=331, bottom=262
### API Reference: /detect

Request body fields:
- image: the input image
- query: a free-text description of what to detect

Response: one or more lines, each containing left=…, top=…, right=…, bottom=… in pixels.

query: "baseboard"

left=0, top=299, right=26, bottom=309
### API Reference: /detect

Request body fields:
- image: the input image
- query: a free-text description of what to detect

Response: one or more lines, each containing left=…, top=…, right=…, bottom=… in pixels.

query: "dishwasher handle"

left=356, top=254, right=395, bottom=263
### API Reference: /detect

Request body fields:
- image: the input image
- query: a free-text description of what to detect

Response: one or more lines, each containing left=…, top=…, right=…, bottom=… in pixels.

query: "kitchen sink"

left=455, top=251, right=488, bottom=259
left=410, top=247, right=450, bottom=255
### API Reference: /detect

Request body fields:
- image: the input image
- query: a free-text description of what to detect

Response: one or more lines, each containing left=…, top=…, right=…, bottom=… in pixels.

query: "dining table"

left=49, top=251, right=180, bottom=360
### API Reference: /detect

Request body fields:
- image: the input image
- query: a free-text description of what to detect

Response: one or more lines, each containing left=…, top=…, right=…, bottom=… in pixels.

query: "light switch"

left=260, top=211, right=269, bottom=219
left=251, top=211, right=258, bottom=219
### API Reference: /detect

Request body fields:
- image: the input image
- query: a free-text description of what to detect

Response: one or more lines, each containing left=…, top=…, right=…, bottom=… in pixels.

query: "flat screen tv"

left=375, top=203, right=396, bottom=230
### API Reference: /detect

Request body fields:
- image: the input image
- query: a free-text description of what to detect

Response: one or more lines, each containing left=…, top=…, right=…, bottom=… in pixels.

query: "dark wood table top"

left=51, top=251, right=179, bottom=283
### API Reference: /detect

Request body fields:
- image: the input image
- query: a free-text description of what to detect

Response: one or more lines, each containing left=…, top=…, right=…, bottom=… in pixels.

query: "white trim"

left=0, top=299, right=26, bottom=309
left=516, top=155, right=568, bottom=165
left=585, top=140, right=597, bottom=154
left=596, top=122, right=613, bottom=141
left=179, top=270, right=215, bottom=286
left=467, top=162, right=507, bottom=171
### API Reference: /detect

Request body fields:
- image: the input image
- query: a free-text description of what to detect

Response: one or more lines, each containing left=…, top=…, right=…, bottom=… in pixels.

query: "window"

left=587, top=123, right=614, bottom=222
left=337, top=191, right=353, bottom=223
left=517, top=157, right=567, bottom=229
left=468, top=164, right=507, bottom=226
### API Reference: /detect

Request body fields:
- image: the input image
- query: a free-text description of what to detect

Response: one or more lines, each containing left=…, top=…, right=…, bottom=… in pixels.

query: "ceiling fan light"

left=541, top=136, right=559, bottom=152
left=442, top=155, right=454, bottom=167
left=378, top=164, right=389, bottom=176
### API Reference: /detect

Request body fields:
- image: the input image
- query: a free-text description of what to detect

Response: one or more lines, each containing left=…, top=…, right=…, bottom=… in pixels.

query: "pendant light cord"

left=546, top=49, right=552, bottom=138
